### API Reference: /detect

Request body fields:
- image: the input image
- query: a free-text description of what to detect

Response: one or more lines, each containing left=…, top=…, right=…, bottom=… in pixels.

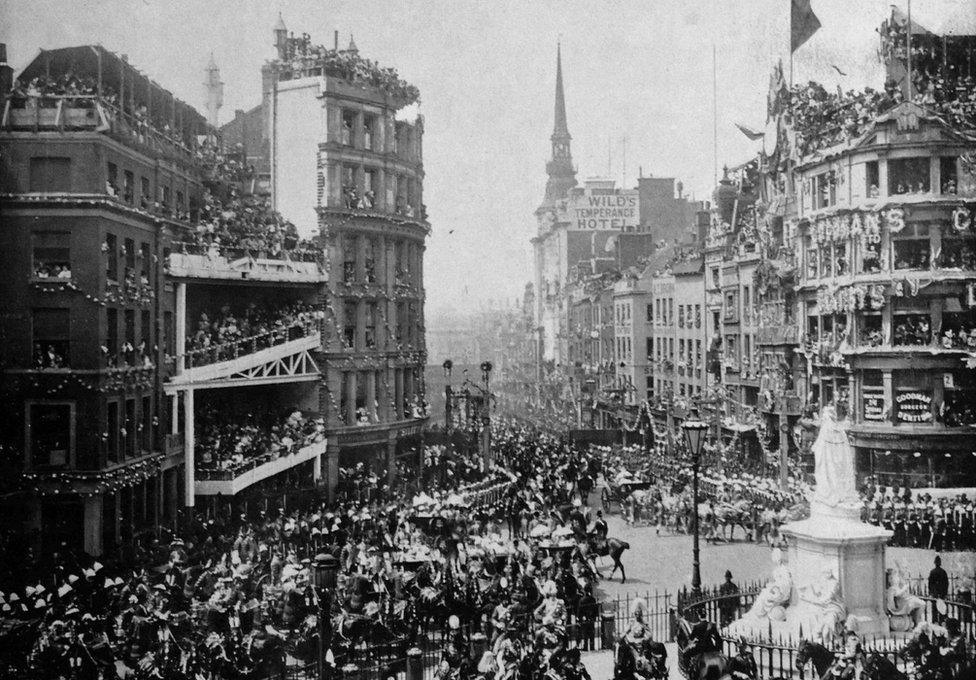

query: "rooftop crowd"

left=277, top=33, right=421, bottom=104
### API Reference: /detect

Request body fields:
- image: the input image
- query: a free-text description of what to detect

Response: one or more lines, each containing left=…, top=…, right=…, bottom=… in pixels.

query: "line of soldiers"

left=861, top=493, right=976, bottom=551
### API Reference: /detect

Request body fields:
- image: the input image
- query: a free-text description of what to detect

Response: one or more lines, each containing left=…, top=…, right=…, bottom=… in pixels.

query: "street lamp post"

left=312, top=553, right=339, bottom=680
left=443, top=360, right=453, bottom=432
left=682, top=419, right=709, bottom=597
left=480, top=360, right=493, bottom=469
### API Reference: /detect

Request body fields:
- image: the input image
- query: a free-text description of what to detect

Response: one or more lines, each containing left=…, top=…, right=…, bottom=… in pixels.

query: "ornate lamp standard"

left=312, top=553, right=339, bottom=679
left=480, top=361, right=493, bottom=468
left=681, top=419, right=709, bottom=597
left=442, top=359, right=453, bottom=431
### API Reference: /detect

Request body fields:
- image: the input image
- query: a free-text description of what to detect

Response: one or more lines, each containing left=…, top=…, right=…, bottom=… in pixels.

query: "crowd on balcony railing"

left=199, top=139, right=256, bottom=184
left=277, top=33, right=421, bottom=104
left=893, top=315, right=932, bottom=346
left=183, top=301, right=321, bottom=367
left=31, top=262, right=72, bottom=279
left=196, top=406, right=325, bottom=474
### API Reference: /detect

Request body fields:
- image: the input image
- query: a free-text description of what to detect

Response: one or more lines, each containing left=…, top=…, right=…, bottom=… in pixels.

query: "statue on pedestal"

left=885, top=563, right=925, bottom=631
left=740, top=548, right=792, bottom=622
left=799, top=565, right=846, bottom=643
left=810, top=403, right=860, bottom=515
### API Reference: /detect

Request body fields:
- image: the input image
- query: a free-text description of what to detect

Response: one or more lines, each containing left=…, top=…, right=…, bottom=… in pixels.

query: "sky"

left=3, top=0, right=974, bottom=316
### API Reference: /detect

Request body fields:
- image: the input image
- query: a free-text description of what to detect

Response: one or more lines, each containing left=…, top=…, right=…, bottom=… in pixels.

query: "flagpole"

left=906, top=0, right=913, bottom=101
left=713, top=42, right=718, bottom=187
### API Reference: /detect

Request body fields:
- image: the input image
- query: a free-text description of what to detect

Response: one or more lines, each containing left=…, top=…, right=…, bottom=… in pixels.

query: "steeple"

left=203, top=52, right=223, bottom=129
left=543, top=42, right=576, bottom=205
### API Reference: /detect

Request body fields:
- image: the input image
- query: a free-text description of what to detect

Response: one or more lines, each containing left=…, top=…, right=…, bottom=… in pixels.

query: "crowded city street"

left=3, top=0, right=976, bottom=678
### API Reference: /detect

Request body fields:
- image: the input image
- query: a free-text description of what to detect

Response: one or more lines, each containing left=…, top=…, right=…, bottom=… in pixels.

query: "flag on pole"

left=791, top=0, right=821, bottom=52
left=734, top=123, right=765, bottom=141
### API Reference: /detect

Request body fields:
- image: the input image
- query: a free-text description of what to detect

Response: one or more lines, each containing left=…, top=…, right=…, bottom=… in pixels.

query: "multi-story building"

left=253, top=21, right=429, bottom=485
left=794, top=99, right=976, bottom=486
left=0, top=44, right=214, bottom=555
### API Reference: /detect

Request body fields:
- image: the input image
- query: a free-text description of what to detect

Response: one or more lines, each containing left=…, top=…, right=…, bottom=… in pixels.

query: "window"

left=341, top=109, right=355, bottom=145
left=939, top=307, right=976, bottom=349
left=892, top=222, right=930, bottom=270
left=140, top=242, right=151, bottom=283
left=943, top=370, right=976, bottom=427
left=888, top=157, right=930, bottom=194
left=859, top=313, right=883, bottom=347
left=141, top=396, right=152, bottom=452
left=123, top=170, right=135, bottom=204
left=106, top=401, right=119, bottom=463
left=28, top=403, right=72, bottom=469
left=29, top=157, right=71, bottom=192
left=811, top=171, right=836, bottom=210
left=123, top=238, right=135, bottom=281
left=107, top=162, right=119, bottom=196
left=892, top=311, right=931, bottom=346
left=646, top=303, right=654, bottom=323
left=32, top=232, right=71, bottom=279
left=343, top=239, right=357, bottom=282
left=694, top=304, right=701, bottom=329
left=363, top=114, right=376, bottom=150
left=140, top=310, right=151, bottom=355
left=363, top=169, right=377, bottom=208
left=140, top=177, right=151, bottom=208
left=365, top=302, right=377, bottom=349
left=344, top=302, right=358, bottom=348
left=364, top=237, right=376, bottom=283
left=124, top=399, right=136, bottom=457
left=32, top=308, right=69, bottom=368
left=940, top=157, right=958, bottom=194
left=893, top=370, right=933, bottom=424
left=106, top=308, right=118, bottom=361
left=806, top=245, right=819, bottom=279
left=678, top=305, right=685, bottom=328
left=865, top=161, right=880, bottom=198
left=711, top=268, right=720, bottom=288
left=646, top=338, right=653, bottom=361
left=105, top=233, right=118, bottom=282
left=668, top=299, right=674, bottom=326
left=724, top=291, right=738, bottom=322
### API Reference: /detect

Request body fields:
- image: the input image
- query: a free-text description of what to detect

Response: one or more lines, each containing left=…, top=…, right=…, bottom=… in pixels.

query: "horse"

left=613, top=636, right=668, bottom=679
left=674, top=612, right=727, bottom=680
left=861, top=653, right=908, bottom=680
left=580, top=535, right=630, bottom=583
left=795, top=640, right=835, bottom=680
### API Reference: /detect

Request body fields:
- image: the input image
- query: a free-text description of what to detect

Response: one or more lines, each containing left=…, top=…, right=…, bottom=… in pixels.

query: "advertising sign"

left=567, top=190, right=639, bottom=231
left=863, top=392, right=886, bottom=421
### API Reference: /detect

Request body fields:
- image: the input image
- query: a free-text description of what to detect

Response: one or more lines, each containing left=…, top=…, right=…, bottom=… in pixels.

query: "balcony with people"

left=193, top=404, right=327, bottom=495
left=2, top=58, right=210, bottom=163
left=168, top=300, right=322, bottom=389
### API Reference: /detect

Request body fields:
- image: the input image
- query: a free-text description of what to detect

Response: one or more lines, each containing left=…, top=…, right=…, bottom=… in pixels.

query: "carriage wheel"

left=602, top=488, right=612, bottom=512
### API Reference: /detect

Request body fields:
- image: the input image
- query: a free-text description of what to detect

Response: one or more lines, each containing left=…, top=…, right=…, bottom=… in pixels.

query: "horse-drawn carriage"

left=602, top=478, right=654, bottom=513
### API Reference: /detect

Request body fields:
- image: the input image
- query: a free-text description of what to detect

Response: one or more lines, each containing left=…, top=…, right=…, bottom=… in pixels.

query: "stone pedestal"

left=782, top=515, right=892, bottom=636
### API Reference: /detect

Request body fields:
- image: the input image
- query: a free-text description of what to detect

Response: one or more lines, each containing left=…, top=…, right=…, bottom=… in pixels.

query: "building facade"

left=259, top=22, right=429, bottom=483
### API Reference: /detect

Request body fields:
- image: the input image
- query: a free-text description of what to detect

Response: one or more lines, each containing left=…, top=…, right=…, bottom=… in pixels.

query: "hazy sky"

left=3, top=0, right=973, bottom=315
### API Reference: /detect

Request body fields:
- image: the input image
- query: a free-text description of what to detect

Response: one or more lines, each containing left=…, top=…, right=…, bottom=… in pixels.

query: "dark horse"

left=581, top=534, right=631, bottom=583
left=674, top=612, right=727, bottom=680
left=613, top=637, right=668, bottom=679
left=796, top=640, right=835, bottom=679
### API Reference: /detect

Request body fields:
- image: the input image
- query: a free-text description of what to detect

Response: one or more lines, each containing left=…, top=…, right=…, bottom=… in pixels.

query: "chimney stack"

left=0, top=44, right=12, bottom=100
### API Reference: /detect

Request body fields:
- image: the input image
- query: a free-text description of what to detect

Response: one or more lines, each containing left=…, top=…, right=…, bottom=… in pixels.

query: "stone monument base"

left=727, top=515, right=893, bottom=640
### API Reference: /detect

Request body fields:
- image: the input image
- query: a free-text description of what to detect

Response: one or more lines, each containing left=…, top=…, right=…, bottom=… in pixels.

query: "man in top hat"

left=718, top=570, right=740, bottom=627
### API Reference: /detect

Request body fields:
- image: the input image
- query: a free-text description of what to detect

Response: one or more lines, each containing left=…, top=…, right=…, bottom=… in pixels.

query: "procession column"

left=184, top=388, right=195, bottom=507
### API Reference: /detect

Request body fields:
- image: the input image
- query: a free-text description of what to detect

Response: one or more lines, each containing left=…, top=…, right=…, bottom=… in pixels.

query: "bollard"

left=601, top=611, right=616, bottom=650
left=470, top=632, right=488, bottom=659
left=406, top=647, right=423, bottom=680
left=341, top=662, right=360, bottom=679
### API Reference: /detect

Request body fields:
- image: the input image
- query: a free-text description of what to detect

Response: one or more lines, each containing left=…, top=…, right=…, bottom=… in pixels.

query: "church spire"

left=543, top=42, right=576, bottom=205
left=553, top=41, right=568, bottom=136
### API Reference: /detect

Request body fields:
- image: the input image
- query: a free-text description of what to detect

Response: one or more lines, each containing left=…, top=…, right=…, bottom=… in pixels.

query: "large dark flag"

left=791, top=0, right=821, bottom=52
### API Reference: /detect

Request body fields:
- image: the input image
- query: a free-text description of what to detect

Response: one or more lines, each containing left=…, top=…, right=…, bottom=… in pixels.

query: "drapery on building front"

left=257, top=20, right=429, bottom=486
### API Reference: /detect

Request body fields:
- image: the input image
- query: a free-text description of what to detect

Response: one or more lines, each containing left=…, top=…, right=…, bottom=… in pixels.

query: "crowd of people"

left=187, top=190, right=311, bottom=256
left=195, top=406, right=325, bottom=474
left=183, top=302, right=321, bottom=367
left=278, top=33, right=421, bottom=104
left=0, top=423, right=627, bottom=680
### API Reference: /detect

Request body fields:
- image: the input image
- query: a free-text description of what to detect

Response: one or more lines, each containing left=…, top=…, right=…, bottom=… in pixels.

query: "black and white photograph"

left=1, top=0, right=975, bottom=677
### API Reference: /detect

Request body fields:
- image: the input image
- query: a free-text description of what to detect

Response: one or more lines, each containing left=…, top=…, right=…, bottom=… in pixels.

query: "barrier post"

left=601, top=611, right=616, bottom=650
left=406, top=647, right=423, bottom=680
